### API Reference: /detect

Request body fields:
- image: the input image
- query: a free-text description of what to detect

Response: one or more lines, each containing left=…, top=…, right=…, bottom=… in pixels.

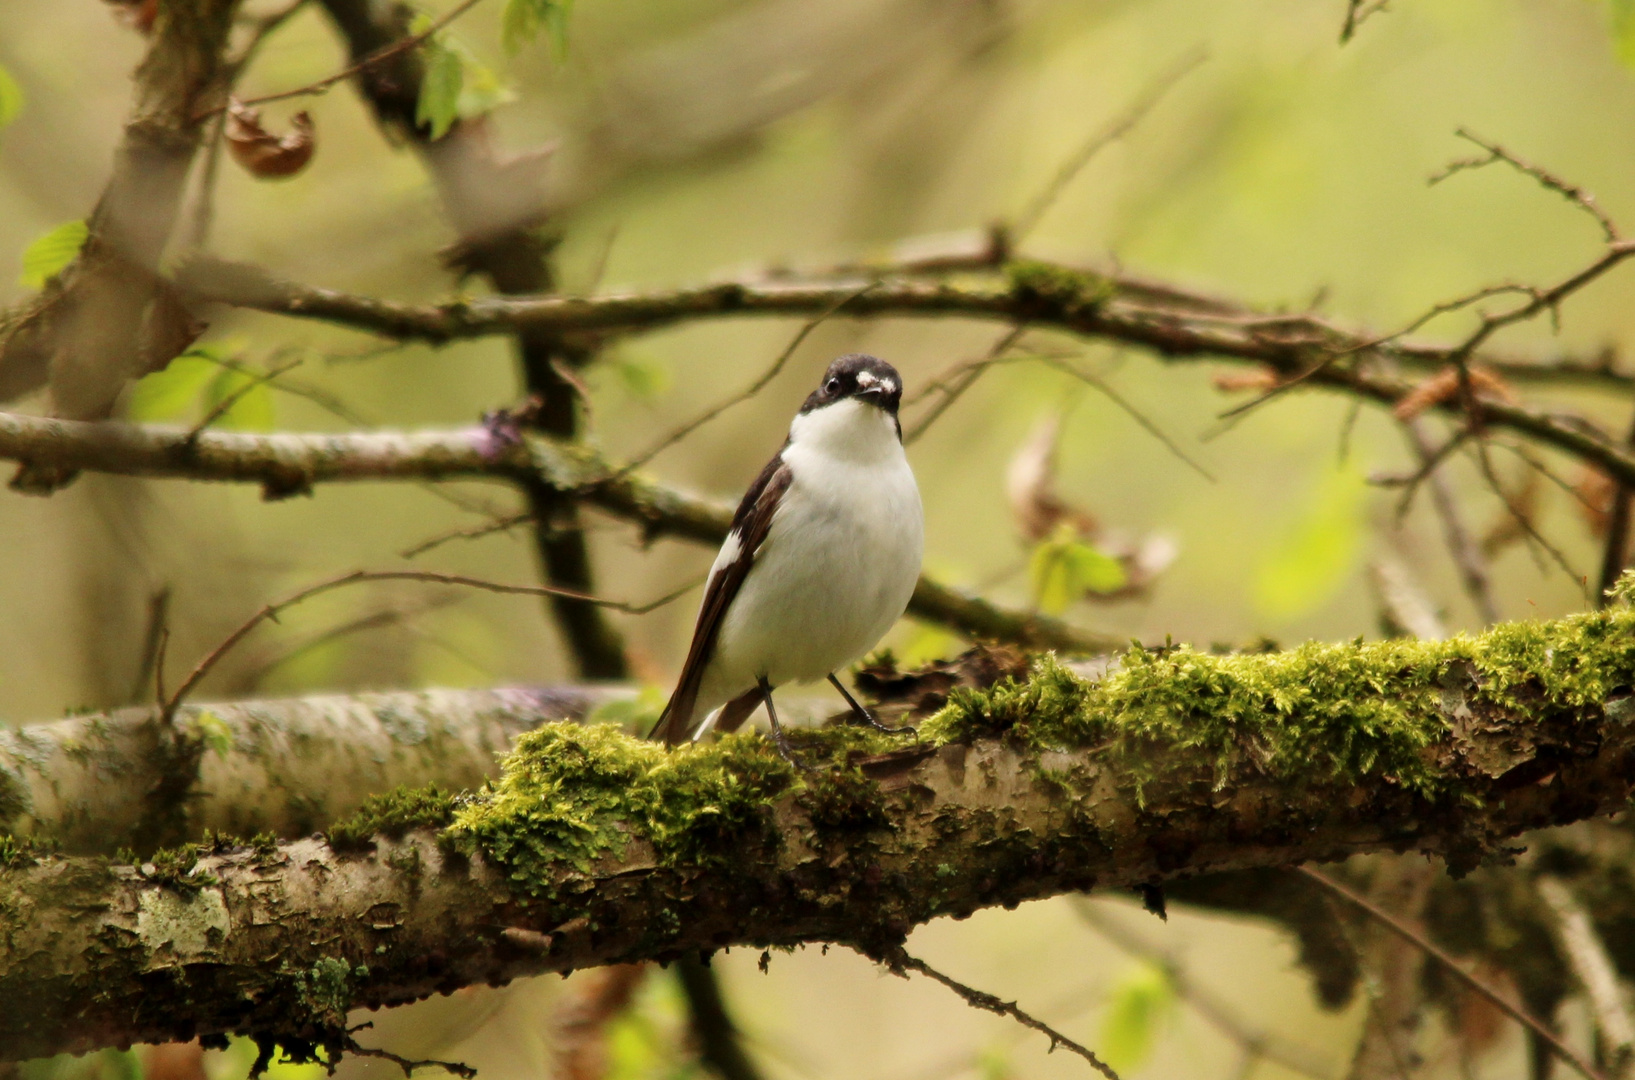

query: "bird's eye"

left=825, top=378, right=841, bottom=394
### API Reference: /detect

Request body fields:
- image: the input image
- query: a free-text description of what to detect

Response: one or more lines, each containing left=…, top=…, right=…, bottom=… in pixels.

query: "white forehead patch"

left=854, top=370, right=897, bottom=393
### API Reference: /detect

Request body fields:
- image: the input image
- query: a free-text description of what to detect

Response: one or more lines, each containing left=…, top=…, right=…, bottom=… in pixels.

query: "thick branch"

left=177, top=260, right=1635, bottom=483
left=0, top=687, right=613, bottom=855
left=0, top=413, right=1120, bottom=654
left=6, top=607, right=1635, bottom=1060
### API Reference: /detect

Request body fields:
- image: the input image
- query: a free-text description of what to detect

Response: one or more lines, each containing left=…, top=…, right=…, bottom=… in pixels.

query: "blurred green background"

left=4, top=0, right=1634, bottom=1076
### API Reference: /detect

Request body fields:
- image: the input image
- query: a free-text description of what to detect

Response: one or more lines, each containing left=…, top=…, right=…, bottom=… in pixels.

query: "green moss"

left=327, top=784, right=456, bottom=850
left=142, top=843, right=220, bottom=891
left=0, top=833, right=55, bottom=870
left=1005, top=260, right=1114, bottom=313
left=920, top=608, right=1635, bottom=800
left=291, top=957, right=357, bottom=1026
left=449, top=723, right=802, bottom=895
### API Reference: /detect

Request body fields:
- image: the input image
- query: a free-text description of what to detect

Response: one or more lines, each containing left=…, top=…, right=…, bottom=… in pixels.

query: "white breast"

left=698, top=399, right=923, bottom=711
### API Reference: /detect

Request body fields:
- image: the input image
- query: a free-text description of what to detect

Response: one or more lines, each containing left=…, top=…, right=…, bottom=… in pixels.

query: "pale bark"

left=0, top=412, right=1121, bottom=655
left=0, top=687, right=613, bottom=854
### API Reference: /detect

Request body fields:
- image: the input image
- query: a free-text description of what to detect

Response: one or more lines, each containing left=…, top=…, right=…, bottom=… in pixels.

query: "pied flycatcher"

left=649, top=354, right=923, bottom=755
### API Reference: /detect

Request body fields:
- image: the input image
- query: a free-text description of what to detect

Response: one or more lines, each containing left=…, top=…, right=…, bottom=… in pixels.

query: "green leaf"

left=0, top=64, right=22, bottom=131
left=416, top=35, right=464, bottom=139
left=194, top=710, right=235, bottom=757
left=126, top=355, right=218, bottom=422
left=457, top=50, right=516, bottom=116
left=18, top=219, right=88, bottom=289
left=502, top=0, right=572, bottom=57
left=204, top=365, right=275, bottom=431
left=1099, top=960, right=1175, bottom=1072
left=614, top=350, right=671, bottom=401
left=1029, top=522, right=1127, bottom=615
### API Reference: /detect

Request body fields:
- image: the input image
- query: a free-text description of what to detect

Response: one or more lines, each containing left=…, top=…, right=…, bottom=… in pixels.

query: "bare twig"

left=401, top=511, right=535, bottom=558
left=1432, top=130, right=1619, bottom=243
left=1401, top=419, right=1498, bottom=624
left=1012, top=50, right=1207, bottom=240
left=1339, top=0, right=1391, bottom=43
left=186, top=355, right=304, bottom=441
left=878, top=946, right=1122, bottom=1080
left=1470, top=441, right=1587, bottom=598
left=160, top=569, right=694, bottom=722
left=201, top=0, right=486, bottom=117
left=1370, top=556, right=1448, bottom=642
left=1296, top=866, right=1607, bottom=1080
left=1040, top=356, right=1216, bottom=482
left=903, top=326, right=1027, bottom=444
left=345, top=1036, right=476, bottom=1079
left=1598, top=410, right=1635, bottom=606
left=620, top=281, right=881, bottom=472
left=1070, top=898, right=1334, bottom=1080
left=1535, top=876, right=1635, bottom=1077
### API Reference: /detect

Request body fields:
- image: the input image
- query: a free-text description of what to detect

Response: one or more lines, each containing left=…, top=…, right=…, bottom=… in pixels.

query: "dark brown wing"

left=649, top=452, right=792, bottom=744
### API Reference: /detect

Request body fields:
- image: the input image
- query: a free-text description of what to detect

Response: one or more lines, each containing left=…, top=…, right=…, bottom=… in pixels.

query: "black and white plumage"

left=649, top=354, right=924, bottom=748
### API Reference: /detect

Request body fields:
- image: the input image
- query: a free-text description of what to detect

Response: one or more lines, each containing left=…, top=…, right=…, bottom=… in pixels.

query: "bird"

left=648, top=353, right=924, bottom=758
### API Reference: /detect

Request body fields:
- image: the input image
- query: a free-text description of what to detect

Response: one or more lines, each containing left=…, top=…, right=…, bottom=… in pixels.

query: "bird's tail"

left=647, top=687, right=761, bottom=745
left=647, top=697, right=688, bottom=745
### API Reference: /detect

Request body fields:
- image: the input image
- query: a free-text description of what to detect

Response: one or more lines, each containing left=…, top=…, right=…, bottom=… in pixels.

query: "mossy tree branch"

left=0, top=412, right=1120, bottom=655
left=0, top=687, right=617, bottom=856
left=5, top=607, right=1635, bottom=1061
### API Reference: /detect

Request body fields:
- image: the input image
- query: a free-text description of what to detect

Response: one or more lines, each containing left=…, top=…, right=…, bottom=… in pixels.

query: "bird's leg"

left=827, top=673, right=915, bottom=735
left=758, top=676, right=811, bottom=770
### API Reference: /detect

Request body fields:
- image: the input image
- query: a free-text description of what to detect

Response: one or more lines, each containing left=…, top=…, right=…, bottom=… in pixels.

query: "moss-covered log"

left=5, top=608, right=1635, bottom=1060
left=0, top=687, right=619, bottom=855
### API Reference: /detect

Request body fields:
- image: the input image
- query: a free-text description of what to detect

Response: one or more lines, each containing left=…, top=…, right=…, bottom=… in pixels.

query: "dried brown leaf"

left=1576, top=466, right=1616, bottom=538
left=104, top=0, right=158, bottom=33
left=1005, top=416, right=1097, bottom=542
left=1393, top=364, right=1518, bottom=421
left=1211, top=367, right=1282, bottom=394
left=226, top=103, right=315, bottom=179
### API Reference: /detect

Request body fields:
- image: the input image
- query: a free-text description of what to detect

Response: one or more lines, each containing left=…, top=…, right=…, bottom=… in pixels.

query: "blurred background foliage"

left=5, top=0, right=1635, bottom=1077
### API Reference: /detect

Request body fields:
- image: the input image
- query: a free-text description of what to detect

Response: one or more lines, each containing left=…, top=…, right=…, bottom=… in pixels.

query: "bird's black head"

left=799, top=354, right=903, bottom=416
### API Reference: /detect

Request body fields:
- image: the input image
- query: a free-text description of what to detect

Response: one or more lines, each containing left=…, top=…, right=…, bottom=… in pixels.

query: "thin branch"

left=878, top=946, right=1122, bottom=1080
left=344, top=1038, right=475, bottom=1079
left=1535, top=876, right=1635, bottom=1077
left=1339, top=0, right=1391, bottom=43
left=186, top=355, right=304, bottom=440
left=903, top=326, right=1026, bottom=444
left=201, top=0, right=487, bottom=117
left=1011, top=49, right=1207, bottom=241
left=1070, top=898, right=1335, bottom=1080
left=1401, top=420, right=1498, bottom=625
left=160, top=569, right=695, bottom=721
left=1599, top=409, right=1635, bottom=606
left=620, top=282, right=881, bottom=473
left=1295, top=866, right=1607, bottom=1080
left=1469, top=440, right=1587, bottom=599
left=1040, top=356, right=1216, bottom=482
left=1432, top=129, right=1620, bottom=244
left=400, top=511, right=535, bottom=558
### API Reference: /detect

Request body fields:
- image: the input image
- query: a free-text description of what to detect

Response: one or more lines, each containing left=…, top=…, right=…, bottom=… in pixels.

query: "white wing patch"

left=710, top=529, right=744, bottom=579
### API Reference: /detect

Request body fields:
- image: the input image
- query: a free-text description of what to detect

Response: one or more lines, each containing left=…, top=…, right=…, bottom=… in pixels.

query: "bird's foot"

left=769, top=728, right=816, bottom=772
